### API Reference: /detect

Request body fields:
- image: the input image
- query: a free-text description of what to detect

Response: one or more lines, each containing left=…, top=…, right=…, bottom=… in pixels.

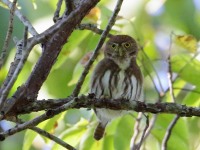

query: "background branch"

left=161, top=115, right=180, bottom=150
left=0, top=0, right=17, bottom=69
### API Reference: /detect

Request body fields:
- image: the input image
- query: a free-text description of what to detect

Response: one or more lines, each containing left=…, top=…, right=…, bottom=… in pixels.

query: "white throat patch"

left=115, top=59, right=131, bottom=70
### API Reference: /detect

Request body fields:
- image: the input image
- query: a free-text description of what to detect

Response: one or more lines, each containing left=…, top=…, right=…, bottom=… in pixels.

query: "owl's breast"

left=110, top=70, right=139, bottom=100
left=92, top=69, right=141, bottom=101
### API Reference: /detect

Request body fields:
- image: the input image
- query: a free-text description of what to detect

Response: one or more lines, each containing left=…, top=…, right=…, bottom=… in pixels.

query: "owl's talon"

left=88, top=93, right=96, bottom=99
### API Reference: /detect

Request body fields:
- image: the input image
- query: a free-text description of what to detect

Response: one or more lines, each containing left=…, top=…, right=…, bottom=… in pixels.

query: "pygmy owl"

left=90, top=35, right=143, bottom=140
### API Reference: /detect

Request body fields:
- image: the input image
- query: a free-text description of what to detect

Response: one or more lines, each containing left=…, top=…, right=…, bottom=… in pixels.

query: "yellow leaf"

left=175, top=35, right=198, bottom=53
left=86, top=7, right=101, bottom=23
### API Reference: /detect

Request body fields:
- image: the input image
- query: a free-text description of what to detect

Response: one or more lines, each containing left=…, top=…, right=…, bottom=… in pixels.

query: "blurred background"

left=0, top=0, right=200, bottom=149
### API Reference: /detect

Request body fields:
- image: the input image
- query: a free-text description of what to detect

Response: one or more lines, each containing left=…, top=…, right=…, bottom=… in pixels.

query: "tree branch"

left=6, top=95, right=200, bottom=117
left=23, top=0, right=100, bottom=101
left=1, top=95, right=200, bottom=141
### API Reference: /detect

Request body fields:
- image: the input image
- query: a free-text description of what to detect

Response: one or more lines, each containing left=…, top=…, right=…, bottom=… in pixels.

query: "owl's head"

left=104, top=35, right=138, bottom=60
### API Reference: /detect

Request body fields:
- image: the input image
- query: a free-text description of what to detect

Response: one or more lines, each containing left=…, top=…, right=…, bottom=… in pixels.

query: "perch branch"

left=0, top=94, right=200, bottom=140
left=6, top=95, right=200, bottom=117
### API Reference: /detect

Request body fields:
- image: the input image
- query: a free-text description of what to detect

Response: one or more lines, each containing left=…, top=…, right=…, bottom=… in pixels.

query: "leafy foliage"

left=0, top=0, right=200, bottom=150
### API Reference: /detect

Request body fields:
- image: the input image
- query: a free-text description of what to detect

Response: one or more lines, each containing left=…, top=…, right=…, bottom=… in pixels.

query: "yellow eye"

left=124, top=42, right=131, bottom=48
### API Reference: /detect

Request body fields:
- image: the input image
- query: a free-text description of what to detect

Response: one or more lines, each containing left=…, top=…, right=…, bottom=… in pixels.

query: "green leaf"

left=22, top=130, right=37, bottom=150
left=171, top=54, right=200, bottom=87
left=182, top=86, right=200, bottom=106
left=102, top=135, right=114, bottom=150
left=0, top=2, right=8, bottom=9
left=114, top=115, right=134, bottom=150
left=78, top=124, right=97, bottom=150
left=52, top=119, right=88, bottom=150
left=152, top=114, right=189, bottom=150
left=64, top=109, right=81, bottom=124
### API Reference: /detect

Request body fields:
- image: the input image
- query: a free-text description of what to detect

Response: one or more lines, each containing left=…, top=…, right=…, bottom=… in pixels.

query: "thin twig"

left=53, top=0, right=63, bottom=23
left=0, top=27, right=28, bottom=113
left=161, top=115, right=180, bottom=150
left=167, top=33, right=175, bottom=102
left=130, top=113, right=143, bottom=150
left=77, top=24, right=113, bottom=38
left=9, top=118, right=76, bottom=150
left=2, top=0, right=38, bottom=36
left=143, top=114, right=157, bottom=140
left=0, top=27, right=29, bottom=111
left=0, top=40, right=24, bottom=110
left=173, top=87, right=200, bottom=94
left=140, top=47, right=165, bottom=98
left=23, top=26, right=28, bottom=48
left=30, top=127, right=76, bottom=150
left=130, top=113, right=149, bottom=150
left=0, top=0, right=17, bottom=69
left=136, top=114, right=149, bottom=150
left=72, top=0, right=124, bottom=97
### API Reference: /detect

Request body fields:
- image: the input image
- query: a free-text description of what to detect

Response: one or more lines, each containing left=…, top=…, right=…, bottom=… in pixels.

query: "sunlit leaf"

left=80, top=52, right=93, bottom=67
left=78, top=124, right=97, bottom=150
left=175, top=35, right=198, bottom=53
left=64, top=109, right=81, bottom=124
left=86, top=7, right=101, bottom=23
left=114, top=115, right=134, bottom=150
left=52, top=119, right=88, bottom=149
left=22, top=130, right=37, bottom=150
left=68, top=62, right=84, bottom=86
left=182, top=86, right=200, bottom=106
left=0, top=2, right=8, bottom=9
left=152, top=114, right=189, bottom=150
left=171, top=54, right=200, bottom=86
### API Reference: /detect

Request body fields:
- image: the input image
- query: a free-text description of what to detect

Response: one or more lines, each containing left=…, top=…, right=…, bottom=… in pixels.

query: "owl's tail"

left=94, top=122, right=106, bottom=140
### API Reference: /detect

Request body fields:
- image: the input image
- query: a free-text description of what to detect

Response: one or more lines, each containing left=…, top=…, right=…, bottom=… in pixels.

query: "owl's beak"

left=117, top=47, right=123, bottom=57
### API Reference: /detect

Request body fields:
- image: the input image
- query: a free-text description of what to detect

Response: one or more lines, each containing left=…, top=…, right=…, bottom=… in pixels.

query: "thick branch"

left=15, top=0, right=100, bottom=101
left=1, top=95, right=200, bottom=141
left=7, top=95, right=200, bottom=117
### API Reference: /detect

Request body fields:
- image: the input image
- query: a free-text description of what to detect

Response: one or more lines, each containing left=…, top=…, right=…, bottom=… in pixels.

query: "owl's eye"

left=124, top=42, right=131, bottom=48
left=111, top=44, right=117, bottom=49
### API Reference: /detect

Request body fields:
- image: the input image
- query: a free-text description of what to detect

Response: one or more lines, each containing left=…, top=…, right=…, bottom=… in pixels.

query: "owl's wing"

left=128, top=60, right=144, bottom=102
left=90, top=58, right=118, bottom=98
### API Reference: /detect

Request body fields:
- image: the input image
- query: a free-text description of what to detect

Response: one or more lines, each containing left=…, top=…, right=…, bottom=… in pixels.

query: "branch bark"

left=7, top=95, right=200, bottom=117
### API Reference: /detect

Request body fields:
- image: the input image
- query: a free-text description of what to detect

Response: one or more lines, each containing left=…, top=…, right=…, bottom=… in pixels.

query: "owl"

left=90, top=35, right=143, bottom=140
